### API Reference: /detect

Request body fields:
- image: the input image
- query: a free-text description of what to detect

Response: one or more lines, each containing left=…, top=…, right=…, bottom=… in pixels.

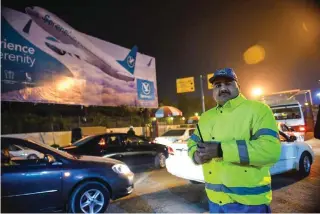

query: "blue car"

left=1, top=137, right=134, bottom=213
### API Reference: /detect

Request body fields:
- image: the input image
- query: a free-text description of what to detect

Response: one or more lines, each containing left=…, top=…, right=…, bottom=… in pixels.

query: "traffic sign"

left=207, top=74, right=214, bottom=89
left=176, top=77, right=195, bottom=93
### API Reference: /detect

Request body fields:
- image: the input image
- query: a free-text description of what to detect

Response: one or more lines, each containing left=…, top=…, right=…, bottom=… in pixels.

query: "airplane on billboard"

left=24, top=6, right=137, bottom=82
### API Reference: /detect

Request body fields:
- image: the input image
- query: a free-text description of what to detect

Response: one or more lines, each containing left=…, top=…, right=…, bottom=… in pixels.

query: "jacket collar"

left=216, top=94, right=247, bottom=110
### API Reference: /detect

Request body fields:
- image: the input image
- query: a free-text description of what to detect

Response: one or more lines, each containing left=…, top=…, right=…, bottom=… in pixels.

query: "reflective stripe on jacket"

left=187, top=94, right=281, bottom=205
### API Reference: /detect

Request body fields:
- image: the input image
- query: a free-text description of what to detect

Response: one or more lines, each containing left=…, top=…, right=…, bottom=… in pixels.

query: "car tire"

left=154, top=152, right=166, bottom=169
left=68, top=181, right=110, bottom=214
left=27, top=154, right=39, bottom=159
left=189, top=180, right=202, bottom=184
left=298, top=152, right=312, bottom=177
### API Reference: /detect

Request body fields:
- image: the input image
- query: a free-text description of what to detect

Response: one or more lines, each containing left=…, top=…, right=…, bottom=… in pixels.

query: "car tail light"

left=298, top=126, right=306, bottom=132
left=98, top=138, right=106, bottom=146
left=168, top=146, right=174, bottom=155
left=289, top=125, right=306, bottom=133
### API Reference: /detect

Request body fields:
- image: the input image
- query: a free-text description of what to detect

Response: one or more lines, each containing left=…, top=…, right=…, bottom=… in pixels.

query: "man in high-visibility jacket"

left=187, top=68, right=281, bottom=213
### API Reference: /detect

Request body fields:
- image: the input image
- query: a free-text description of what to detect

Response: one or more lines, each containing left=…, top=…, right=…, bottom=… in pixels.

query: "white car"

left=8, top=144, right=44, bottom=160
left=166, top=131, right=314, bottom=184
left=154, top=128, right=195, bottom=146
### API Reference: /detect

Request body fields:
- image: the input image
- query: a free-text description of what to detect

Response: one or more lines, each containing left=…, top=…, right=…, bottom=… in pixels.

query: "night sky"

left=2, top=0, right=320, bottom=103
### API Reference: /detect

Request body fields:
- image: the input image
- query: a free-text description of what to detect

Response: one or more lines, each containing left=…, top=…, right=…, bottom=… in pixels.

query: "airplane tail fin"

left=117, top=45, right=138, bottom=75
left=23, top=19, right=33, bottom=34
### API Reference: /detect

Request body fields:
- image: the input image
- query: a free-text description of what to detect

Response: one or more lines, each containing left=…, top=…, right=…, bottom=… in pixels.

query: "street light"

left=252, top=87, right=263, bottom=97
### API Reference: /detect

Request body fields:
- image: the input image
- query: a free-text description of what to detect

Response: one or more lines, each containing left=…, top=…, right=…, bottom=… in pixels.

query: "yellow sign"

left=176, top=77, right=195, bottom=93
left=207, top=74, right=214, bottom=89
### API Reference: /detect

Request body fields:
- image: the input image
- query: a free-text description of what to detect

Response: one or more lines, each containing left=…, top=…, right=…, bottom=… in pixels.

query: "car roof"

left=1, top=137, right=38, bottom=145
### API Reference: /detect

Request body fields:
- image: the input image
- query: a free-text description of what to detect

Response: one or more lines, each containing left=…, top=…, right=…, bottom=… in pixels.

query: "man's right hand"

left=193, top=150, right=212, bottom=165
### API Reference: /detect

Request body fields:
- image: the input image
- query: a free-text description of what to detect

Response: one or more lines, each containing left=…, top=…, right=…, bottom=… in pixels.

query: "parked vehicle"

left=60, top=133, right=168, bottom=169
left=154, top=128, right=195, bottom=146
left=166, top=131, right=314, bottom=184
left=1, top=137, right=134, bottom=213
left=269, top=101, right=311, bottom=140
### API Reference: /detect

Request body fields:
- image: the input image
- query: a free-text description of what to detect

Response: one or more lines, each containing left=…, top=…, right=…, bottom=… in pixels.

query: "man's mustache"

left=219, top=91, right=231, bottom=96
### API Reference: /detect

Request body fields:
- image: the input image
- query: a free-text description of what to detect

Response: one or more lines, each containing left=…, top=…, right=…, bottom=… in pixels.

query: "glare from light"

left=316, top=92, right=320, bottom=98
left=243, top=45, right=266, bottom=65
left=194, top=112, right=199, bottom=117
left=152, top=117, right=157, bottom=121
left=304, top=102, right=309, bottom=106
left=170, top=117, right=174, bottom=121
left=252, top=88, right=263, bottom=97
left=56, top=78, right=74, bottom=91
left=302, top=22, right=309, bottom=32
left=64, top=172, right=71, bottom=177
left=181, top=117, right=185, bottom=120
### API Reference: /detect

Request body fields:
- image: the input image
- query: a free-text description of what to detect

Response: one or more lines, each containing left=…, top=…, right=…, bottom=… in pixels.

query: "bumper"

left=165, top=155, right=204, bottom=183
left=111, top=172, right=134, bottom=200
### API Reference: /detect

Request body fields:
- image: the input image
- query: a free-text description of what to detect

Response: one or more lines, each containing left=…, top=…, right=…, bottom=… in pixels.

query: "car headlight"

left=112, top=164, right=132, bottom=174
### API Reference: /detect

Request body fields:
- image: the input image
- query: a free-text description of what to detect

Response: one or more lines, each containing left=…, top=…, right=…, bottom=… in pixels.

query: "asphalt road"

left=108, top=145, right=320, bottom=213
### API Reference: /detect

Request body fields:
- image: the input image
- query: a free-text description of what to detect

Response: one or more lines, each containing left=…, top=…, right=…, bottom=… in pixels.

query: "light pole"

left=199, top=75, right=206, bottom=113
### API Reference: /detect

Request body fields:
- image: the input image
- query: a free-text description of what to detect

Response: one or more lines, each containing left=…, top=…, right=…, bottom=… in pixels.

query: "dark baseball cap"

left=209, top=68, right=238, bottom=84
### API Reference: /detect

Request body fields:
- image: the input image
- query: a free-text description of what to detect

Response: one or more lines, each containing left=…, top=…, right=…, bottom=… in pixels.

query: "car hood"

left=74, top=155, right=123, bottom=165
left=155, top=136, right=184, bottom=144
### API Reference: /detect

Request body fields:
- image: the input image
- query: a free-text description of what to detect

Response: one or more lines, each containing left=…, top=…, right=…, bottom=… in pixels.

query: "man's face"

left=212, top=77, right=240, bottom=106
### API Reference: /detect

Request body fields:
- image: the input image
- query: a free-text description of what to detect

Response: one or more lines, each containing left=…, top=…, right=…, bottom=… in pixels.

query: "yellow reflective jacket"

left=187, top=94, right=281, bottom=206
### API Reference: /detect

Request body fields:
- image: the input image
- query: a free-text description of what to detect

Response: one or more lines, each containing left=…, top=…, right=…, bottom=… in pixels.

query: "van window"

left=161, top=130, right=186, bottom=136
left=272, top=106, right=301, bottom=120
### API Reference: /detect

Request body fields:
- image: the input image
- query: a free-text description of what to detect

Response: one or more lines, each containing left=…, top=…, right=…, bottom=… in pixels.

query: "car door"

left=102, top=134, right=124, bottom=159
left=1, top=139, right=63, bottom=212
left=270, top=132, right=298, bottom=175
left=122, top=135, right=157, bottom=167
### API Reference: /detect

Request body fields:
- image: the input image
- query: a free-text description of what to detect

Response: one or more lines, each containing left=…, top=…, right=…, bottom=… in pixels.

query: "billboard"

left=1, top=7, right=158, bottom=108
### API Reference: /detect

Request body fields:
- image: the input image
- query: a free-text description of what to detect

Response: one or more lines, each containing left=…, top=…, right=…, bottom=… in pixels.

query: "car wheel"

left=154, top=152, right=166, bottom=169
left=189, top=180, right=202, bottom=184
left=298, top=152, right=312, bottom=177
left=27, top=154, right=39, bottom=159
left=68, top=181, right=110, bottom=214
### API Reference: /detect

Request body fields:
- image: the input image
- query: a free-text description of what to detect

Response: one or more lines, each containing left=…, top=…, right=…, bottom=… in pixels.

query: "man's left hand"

left=197, top=142, right=222, bottom=159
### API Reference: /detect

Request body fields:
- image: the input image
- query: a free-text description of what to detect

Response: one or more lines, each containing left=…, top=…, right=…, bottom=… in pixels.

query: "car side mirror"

left=289, top=136, right=297, bottom=142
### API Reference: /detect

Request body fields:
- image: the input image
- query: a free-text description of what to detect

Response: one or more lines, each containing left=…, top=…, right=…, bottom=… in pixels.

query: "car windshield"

left=26, top=139, right=75, bottom=159
left=72, top=135, right=97, bottom=147
left=271, top=106, right=301, bottom=120
left=161, top=130, right=186, bottom=136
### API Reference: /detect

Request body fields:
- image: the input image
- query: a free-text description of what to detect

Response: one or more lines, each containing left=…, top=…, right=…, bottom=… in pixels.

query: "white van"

left=270, top=101, right=306, bottom=133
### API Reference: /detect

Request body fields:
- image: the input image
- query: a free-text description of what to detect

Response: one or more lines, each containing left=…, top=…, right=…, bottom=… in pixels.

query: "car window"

left=2, top=143, right=45, bottom=166
left=161, top=129, right=186, bottom=136
left=72, top=135, right=96, bottom=147
left=123, top=135, right=146, bottom=145
left=8, top=144, right=22, bottom=151
left=107, top=135, right=121, bottom=146
left=272, top=106, right=302, bottom=120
